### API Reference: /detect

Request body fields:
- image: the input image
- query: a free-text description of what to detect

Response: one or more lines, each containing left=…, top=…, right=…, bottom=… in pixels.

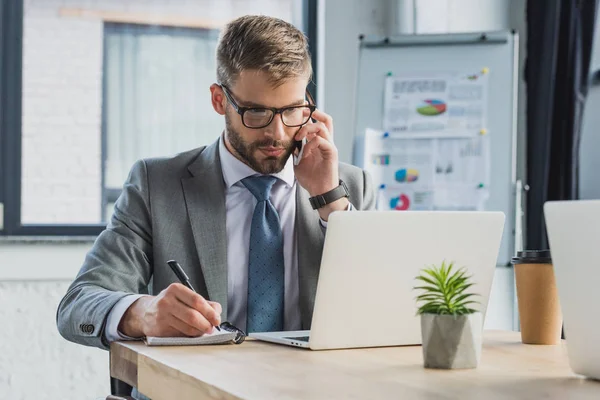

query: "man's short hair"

left=216, top=15, right=312, bottom=88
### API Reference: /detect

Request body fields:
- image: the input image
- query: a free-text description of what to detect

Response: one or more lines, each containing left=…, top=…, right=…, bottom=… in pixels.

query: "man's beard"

left=225, top=115, right=294, bottom=174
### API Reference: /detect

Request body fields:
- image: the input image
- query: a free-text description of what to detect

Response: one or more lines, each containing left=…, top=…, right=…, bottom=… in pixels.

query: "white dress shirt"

left=104, top=135, right=347, bottom=342
left=219, top=135, right=301, bottom=332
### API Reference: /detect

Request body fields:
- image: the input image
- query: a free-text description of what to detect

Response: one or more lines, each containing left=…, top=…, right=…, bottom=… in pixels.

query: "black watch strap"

left=309, top=180, right=350, bottom=210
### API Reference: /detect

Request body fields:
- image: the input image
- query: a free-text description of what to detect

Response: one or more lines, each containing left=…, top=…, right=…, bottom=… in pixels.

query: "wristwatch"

left=309, top=180, right=350, bottom=210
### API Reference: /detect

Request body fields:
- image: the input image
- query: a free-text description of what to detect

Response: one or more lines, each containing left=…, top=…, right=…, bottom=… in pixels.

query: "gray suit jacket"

left=56, top=139, right=376, bottom=350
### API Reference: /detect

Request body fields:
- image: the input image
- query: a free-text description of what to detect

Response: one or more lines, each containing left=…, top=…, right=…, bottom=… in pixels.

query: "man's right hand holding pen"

left=117, top=283, right=222, bottom=338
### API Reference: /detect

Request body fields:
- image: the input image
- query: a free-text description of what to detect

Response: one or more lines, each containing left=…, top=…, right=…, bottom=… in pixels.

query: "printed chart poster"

left=363, top=128, right=491, bottom=212
left=377, top=184, right=434, bottom=211
left=434, top=137, right=490, bottom=187
left=383, top=70, right=489, bottom=138
left=365, top=136, right=435, bottom=190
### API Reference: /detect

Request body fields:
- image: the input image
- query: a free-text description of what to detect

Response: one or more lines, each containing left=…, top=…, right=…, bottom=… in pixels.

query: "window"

left=0, top=0, right=317, bottom=236
left=102, top=24, right=223, bottom=221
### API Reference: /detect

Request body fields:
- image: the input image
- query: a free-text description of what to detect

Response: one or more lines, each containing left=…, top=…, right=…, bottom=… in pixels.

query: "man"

left=57, top=15, right=376, bottom=352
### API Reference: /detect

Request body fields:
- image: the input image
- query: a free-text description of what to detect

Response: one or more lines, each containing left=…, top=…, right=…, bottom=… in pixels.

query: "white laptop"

left=250, top=210, right=505, bottom=350
left=544, top=200, right=600, bottom=380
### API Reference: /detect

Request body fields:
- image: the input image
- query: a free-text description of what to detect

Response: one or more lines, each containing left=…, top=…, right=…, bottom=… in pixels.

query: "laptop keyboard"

left=284, top=336, right=310, bottom=342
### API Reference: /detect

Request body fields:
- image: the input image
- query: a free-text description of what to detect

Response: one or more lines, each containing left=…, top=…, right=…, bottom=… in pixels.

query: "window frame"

left=0, top=0, right=318, bottom=236
left=303, top=0, right=318, bottom=101
left=0, top=0, right=5, bottom=232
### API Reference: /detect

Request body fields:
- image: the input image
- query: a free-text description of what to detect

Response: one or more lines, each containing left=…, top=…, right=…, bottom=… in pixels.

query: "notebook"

left=145, top=330, right=238, bottom=346
left=144, top=322, right=246, bottom=346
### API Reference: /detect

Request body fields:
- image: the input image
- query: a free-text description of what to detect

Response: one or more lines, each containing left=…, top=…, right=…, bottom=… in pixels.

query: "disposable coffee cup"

left=511, top=250, right=562, bottom=345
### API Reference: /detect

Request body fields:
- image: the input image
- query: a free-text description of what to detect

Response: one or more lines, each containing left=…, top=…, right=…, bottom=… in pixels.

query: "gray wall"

left=319, top=0, right=388, bottom=165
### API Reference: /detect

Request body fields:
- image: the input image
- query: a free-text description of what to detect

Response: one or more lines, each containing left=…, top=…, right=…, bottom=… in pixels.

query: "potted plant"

left=413, top=261, right=482, bottom=369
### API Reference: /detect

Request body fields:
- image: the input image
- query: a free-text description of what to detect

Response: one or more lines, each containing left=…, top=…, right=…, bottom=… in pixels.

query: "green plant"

left=413, top=261, right=480, bottom=315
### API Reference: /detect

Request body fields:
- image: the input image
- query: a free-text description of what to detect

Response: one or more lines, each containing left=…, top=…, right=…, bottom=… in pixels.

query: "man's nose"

left=264, top=113, right=286, bottom=141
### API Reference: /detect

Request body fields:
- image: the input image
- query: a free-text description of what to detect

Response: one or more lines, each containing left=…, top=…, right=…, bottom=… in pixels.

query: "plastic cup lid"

left=511, top=249, right=552, bottom=264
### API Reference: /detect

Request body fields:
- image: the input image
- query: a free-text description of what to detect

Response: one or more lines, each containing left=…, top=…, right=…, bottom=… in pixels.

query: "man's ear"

left=210, top=84, right=226, bottom=115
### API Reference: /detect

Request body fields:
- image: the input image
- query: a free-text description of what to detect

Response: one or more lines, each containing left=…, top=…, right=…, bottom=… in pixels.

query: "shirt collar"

left=218, top=134, right=295, bottom=189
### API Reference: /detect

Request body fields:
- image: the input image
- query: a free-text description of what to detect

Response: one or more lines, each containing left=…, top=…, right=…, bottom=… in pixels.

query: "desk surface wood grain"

left=110, top=330, right=600, bottom=400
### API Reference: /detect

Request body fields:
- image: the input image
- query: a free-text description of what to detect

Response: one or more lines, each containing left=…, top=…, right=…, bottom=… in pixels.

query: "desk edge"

left=110, top=342, right=139, bottom=388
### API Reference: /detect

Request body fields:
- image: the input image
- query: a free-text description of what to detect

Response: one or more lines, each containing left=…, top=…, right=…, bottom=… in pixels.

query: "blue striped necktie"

left=241, top=175, right=285, bottom=333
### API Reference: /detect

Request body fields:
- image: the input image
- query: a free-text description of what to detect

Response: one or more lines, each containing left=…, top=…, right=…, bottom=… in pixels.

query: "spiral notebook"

left=144, top=322, right=246, bottom=346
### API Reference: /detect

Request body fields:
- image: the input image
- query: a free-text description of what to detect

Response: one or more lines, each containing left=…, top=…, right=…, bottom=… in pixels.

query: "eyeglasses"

left=220, top=84, right=316, bottom=129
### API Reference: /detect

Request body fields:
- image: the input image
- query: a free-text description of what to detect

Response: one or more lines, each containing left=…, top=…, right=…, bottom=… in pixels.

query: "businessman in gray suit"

left=57, top=15, right=376, bottom=352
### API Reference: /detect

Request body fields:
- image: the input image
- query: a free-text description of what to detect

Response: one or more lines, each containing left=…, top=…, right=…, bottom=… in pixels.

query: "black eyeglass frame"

left=219, top=84, right=316, bottom=129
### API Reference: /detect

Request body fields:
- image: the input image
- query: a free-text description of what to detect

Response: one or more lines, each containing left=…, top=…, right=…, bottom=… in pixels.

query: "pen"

left=167, top=260, right=221, bottom=332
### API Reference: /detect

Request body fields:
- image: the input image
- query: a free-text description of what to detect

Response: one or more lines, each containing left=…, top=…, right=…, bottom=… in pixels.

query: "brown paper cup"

left=512, top=250, right=562, bottom=345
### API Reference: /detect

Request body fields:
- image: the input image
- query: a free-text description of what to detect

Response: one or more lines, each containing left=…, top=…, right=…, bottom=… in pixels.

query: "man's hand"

left=118, top=283, right=222, bottom=338
left=293, top=109, right=349, bottom=221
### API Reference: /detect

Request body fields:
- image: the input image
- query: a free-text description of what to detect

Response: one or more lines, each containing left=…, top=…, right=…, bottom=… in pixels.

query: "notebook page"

left=145, top=330, right=238, bottom=346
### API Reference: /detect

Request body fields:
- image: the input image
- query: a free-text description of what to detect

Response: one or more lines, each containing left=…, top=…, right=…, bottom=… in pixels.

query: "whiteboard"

left=352, top=32, right=519, bottom=265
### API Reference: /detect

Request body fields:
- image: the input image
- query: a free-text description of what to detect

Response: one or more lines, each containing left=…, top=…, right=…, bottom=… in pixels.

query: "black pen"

left=167, top=260, right=221, bottom=332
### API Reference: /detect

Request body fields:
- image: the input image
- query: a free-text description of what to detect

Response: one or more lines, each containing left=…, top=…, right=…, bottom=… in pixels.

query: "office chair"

left=107, top=376, right=134, bottom=399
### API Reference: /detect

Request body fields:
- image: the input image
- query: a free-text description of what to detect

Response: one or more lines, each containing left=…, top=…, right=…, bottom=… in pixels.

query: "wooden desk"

left=110, top=330, right=600, bottom=399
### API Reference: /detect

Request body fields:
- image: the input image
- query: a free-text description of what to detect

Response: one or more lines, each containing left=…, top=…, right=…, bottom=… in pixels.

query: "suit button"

left=87, top=325, right=95, bottom=334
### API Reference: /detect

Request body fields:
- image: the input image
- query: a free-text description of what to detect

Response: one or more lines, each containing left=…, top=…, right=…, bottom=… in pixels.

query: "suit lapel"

left=295, top=184, right=326, bottom=329
left=181, top=140, right=228, bottom=321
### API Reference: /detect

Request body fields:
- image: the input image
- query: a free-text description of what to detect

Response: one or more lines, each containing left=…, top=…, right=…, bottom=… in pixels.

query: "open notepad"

left=144, top=330, right=239, bottom=346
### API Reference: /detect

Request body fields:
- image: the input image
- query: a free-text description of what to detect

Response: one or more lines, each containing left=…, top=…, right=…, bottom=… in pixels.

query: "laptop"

left=544, top=200, right=600, bottom=380
left=250, top=210, right=505, bottom=350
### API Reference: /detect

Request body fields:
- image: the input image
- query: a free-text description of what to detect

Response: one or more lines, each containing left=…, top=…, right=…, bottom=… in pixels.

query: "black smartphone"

left=294, top=89, right=316, bottom=166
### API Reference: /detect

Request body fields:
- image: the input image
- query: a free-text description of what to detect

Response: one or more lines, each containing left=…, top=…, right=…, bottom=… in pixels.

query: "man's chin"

left=253, top=153, right=289, bottom=174
left=260, top=159, right=285, bottom=174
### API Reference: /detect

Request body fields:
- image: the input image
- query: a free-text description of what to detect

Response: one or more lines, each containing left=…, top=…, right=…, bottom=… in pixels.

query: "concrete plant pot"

left=420, top=312, right=482, bottom=369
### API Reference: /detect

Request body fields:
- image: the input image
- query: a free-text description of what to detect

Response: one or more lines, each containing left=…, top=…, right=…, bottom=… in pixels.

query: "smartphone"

left=294, top=89, right=316, bottom=166
left=293, top=137, right=307, bottom=166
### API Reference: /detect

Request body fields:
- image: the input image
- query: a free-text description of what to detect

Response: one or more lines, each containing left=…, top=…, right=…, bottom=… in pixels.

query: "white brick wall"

left=0, top=280, right=110, bottom=400
left=21, top=0, right=295, bottom=224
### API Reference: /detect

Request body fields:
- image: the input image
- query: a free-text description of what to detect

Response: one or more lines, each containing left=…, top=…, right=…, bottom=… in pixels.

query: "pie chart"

left=395, top=168, right=419, bottom=183
left=416, top=99, right=447, bottom=116
left=390, top=194, right=410, bottom=210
